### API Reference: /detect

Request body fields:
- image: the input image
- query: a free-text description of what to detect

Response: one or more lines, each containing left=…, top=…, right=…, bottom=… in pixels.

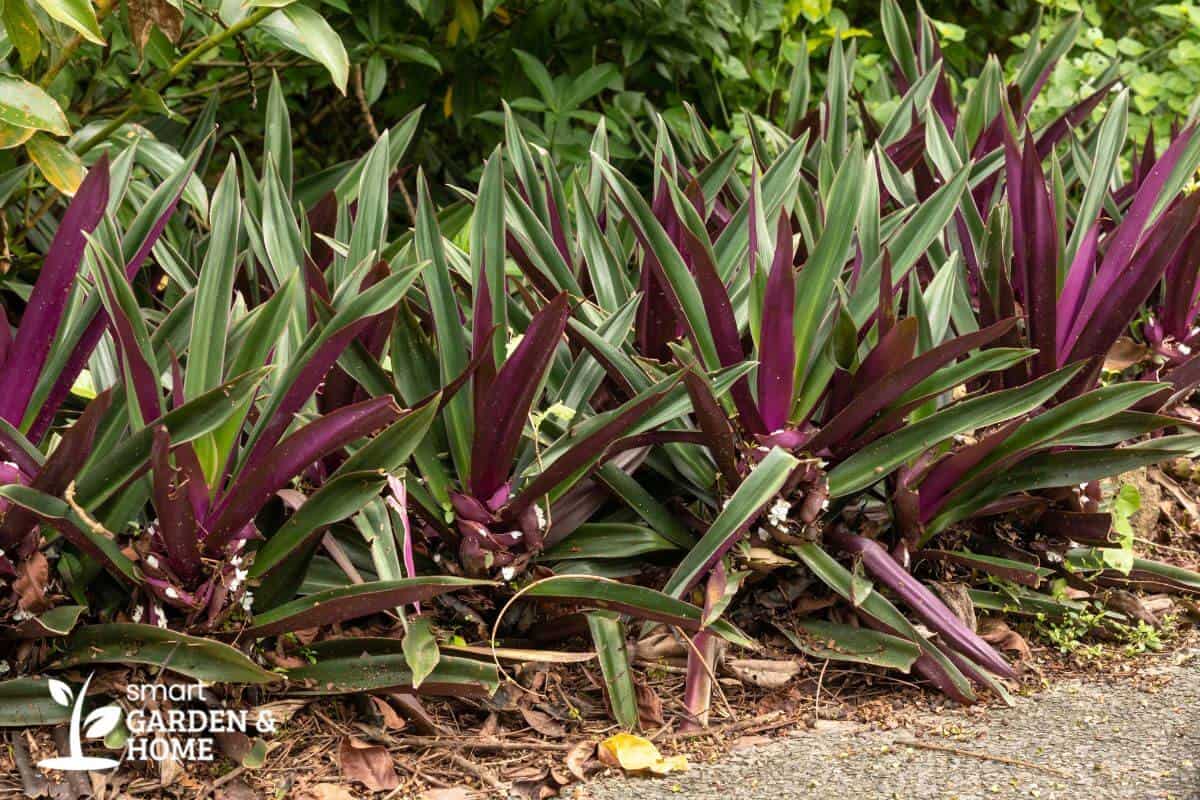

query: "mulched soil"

left=4, top=463, right=1200, bottom=799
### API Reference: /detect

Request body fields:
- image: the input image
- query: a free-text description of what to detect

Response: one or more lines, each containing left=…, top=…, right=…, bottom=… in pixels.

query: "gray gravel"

left=570, top=651, right=1200, bottom=800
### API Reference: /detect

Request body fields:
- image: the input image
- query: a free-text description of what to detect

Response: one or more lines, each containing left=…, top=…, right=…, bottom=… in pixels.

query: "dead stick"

left=391, top=735, right=569, bottom=752
left=893, top=738, right=1071, bottom=778
left=10, top=731, right=44, bottom=798
left=446, top=751, right=507, bottom=793
left=663, top=710, right=789, bottom=741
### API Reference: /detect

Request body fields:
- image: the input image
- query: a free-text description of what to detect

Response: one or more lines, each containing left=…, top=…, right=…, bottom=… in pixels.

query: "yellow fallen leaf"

left=598, top=733, right=688, bottom=775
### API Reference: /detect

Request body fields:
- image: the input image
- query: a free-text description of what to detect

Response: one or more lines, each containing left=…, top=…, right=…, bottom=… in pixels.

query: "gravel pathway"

left=570, top=651, right=1200, bottom=800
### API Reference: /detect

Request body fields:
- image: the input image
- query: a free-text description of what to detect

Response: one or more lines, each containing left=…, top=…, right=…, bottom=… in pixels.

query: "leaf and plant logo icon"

left=36, top=673, right=122, bottom=771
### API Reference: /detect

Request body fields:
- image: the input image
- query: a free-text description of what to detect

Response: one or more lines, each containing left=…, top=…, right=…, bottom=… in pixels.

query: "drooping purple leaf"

left=1034, top=80, right=1117, bottom=159
left=917, top=419, right=1024, bottom=520
left=682, top=369, right=741, bottom=487
left=0, top=391, right=112, bottom=551
left=826, top=528, right=1015, bottom=678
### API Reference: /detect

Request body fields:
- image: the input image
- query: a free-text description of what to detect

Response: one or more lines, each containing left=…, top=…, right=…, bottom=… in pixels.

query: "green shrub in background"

left=1024, top=1, right=1200, bottom=144
left=3, top=0, right=1199, bottom=287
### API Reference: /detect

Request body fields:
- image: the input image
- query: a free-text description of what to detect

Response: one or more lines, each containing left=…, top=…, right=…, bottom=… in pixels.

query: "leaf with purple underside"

left=244, top=578, right=493, bottom=638
left=757, top=215, right=795, bottom=432
left=206, top=396, right=401, bottom=552
left=470, top=293, right=570, bottom=500
left=0, top=155, right=109, bottom=427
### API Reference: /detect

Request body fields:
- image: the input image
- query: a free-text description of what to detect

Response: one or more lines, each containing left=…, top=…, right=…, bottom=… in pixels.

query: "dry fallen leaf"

left=215, top=780, right=258, bottom=800
left=301, top=784, right=357, bottom=800
left=597, top=733, right=687, bottom=775
left=634, top=680, right=664, bottom=728
left=725, top=658, right=803, bottom=688
left=519, top=707, right=567, bottom=738
left=370, top=696, right=406, bottom=730
left=633, top=630, right=686, bottom=660
left=930, top=581, right=977, bottom=631
left=731, top=735, right=772, bottom=750
left=338, top=737, right=399, bottom=792
left=978, top=618, right=1032, bottom=660
left=14, top=552, right=50, bottom=613
left=1104, top=336, right=1150, bottom=372
left=565, top=741, right=595, bottom=782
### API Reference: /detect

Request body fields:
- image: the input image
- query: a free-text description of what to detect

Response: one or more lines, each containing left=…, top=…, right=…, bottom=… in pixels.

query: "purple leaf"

left=808, top=318, right=1018, bottom=453
left=917, top=419, right=1023, bottom=520
left=1006, top=131, right=1058, bottom=378
left=1062, top=126, right=1198, bottom=356
left=470, top=293, right=570, bottom=500
left=675, top=199, right=766, bottom=434
left=850, top=317, right=919, bottom=399
left=757, top=216, right=795, bottom=432
left=0, top=391, right=112, bottom=551
left=826, top=528, right=1015, bottom=678
left=91, top=253, right=163, bottom=424
left=206, top=396, right=401, bottom=552
left=1035, top=81, right=1117, bottom=159
left=150, top=426, right=202, bottom=584
left=239, top=317, right=374, bottom=480
left=682, top=369, right=741, bottom=487
left=29, top=165, right=189, bottom=442
left=0, top=156, right=110, bottom=427
left=503, top=386, right=669, bottom=520
left=1055, top=222, right=1099, bottom=359
left=1066, top=193, right=1200, bottom=380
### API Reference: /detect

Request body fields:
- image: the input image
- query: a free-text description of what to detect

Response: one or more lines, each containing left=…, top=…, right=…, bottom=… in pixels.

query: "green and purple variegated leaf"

left=0, top=156, right=109, bottom=428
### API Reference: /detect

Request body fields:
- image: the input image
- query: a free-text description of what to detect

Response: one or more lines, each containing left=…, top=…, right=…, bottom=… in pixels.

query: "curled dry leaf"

left=633, top=629, right=686, bottom=661
left=1103, top=337, right=1151, bottom=372
left=565, top=741, right=595, bottom=782
left=370, top=695, right=406, bottom=730
left=125, top=0, right=184, bottom=53
left=14, top=551, right=51, bottom=613
left=930, top=581, right=977, bottom=631
left=634, top=679, right=664, bottom=728
left=519, top=706, right=566, bottom=738
left=338, top=736, right=399, bottom=792
left=978, top=618, right=1032, bottom=661
left=1101, top=589, right=1161, bottom=626
left=724, top=658, right=803, bottom=689
left=597, top=733, right=687, bottom=775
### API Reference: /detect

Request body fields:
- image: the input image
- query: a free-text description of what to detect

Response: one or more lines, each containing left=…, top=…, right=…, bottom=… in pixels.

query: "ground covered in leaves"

left=5, top=463, right=1200, bottom=799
